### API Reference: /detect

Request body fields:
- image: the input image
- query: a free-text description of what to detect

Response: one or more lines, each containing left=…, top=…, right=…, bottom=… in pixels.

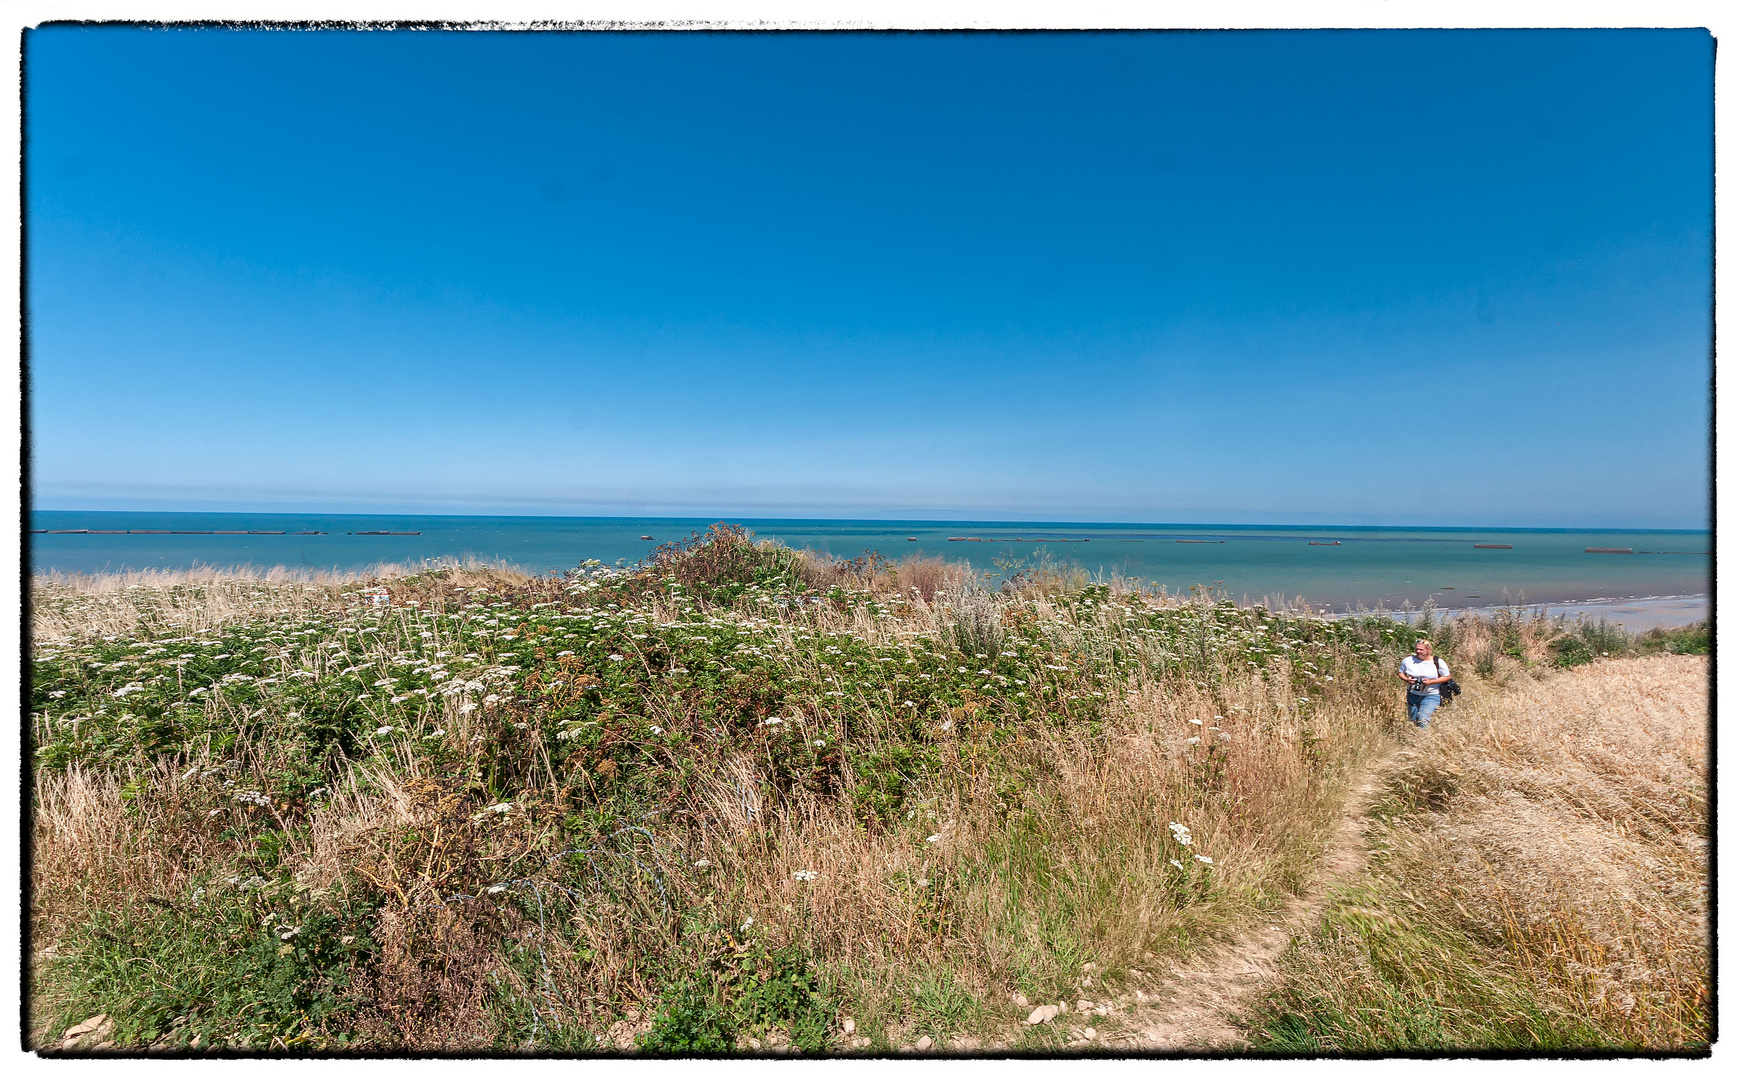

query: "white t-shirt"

left=1400, top=655, right=1448, bottom=695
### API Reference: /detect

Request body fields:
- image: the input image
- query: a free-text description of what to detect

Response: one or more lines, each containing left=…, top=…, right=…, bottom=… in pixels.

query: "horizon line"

left=28, top=507, right=1710, bottom=534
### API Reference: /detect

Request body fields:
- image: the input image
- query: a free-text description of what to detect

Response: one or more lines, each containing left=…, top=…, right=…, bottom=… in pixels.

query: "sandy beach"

left=1356, top=594, right=1709, bottom=633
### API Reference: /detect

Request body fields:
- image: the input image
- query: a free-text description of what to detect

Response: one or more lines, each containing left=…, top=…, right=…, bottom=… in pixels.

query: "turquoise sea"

left=29, top=511, right=1710, bottom=612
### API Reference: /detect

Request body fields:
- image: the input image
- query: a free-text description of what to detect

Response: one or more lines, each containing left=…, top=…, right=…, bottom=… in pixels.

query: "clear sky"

left=26, top=28, right=1713, bottom=528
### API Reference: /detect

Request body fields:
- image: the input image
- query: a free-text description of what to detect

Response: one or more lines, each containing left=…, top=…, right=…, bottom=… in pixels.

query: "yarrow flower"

left=1195, top=854, right=1214, bottom=865
left=1170, top=859, right=1185, bottom=870
left=1168, top=822, right=1193, bottom=847
left=793, top=870, right=818, bottom=882
left=926, top=834, right=941, bottom=844
left=489, top=802, right=513, bottom=814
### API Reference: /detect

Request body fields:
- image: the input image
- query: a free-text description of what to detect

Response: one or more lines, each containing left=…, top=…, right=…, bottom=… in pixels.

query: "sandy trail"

left=1100, top=743, right=1406, bottom=1051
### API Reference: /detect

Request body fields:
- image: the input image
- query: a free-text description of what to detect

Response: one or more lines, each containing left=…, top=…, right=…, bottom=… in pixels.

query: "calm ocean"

left=29, top=511, right=1710, bottom=613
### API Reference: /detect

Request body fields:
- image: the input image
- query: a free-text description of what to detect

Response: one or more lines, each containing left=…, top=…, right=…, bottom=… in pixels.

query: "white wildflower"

left=793, top=870, right=818, bottom=882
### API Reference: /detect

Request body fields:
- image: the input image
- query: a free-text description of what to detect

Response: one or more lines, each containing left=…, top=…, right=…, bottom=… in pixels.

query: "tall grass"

left=30, top=557, right=529, bottom=645
left=1245, top=654, right=1710, bottom=1051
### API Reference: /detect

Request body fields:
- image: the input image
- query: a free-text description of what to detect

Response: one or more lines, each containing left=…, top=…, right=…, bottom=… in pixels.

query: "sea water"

left=29, top=511, right=1710, bottom=613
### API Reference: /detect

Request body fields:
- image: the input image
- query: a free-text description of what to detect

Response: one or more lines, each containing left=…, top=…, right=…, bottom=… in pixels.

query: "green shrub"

left=639, top=978, right=737, bottom=1053
left=638, top=942, right=834, bottom=1053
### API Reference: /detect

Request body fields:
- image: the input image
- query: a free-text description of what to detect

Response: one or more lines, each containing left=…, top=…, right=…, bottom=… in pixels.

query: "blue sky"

left=27, top=28, right=1713, bottom=528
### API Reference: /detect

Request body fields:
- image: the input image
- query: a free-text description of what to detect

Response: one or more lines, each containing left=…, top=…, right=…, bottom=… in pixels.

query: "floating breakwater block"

left=1473, top=543, right=1512, bottom=549
left=1585, top=547, right=1633, bottom=554
left=47, top=529, right=87, bottom=534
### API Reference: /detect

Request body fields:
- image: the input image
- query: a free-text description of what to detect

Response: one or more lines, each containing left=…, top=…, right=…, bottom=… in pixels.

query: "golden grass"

left=1250, top=654, right=1710, bottom=1050
left=30, top=558, right=535, bottom=645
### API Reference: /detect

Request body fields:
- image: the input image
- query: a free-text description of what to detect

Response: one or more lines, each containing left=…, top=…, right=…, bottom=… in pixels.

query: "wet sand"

left=1513, top=594, right=1709, bottom=632
left=1355, top=594, right=1708, bottom=633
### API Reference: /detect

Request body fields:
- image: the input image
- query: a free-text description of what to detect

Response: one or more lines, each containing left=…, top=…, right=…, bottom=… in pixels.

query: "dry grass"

left=30, top=558, right=536, bottom=645
left=1250, top=654, right=1710, bottom=1050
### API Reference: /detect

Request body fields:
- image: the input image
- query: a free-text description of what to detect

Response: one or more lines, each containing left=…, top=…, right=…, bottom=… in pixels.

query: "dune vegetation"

left=1244, top=652, right=1710, bottom=1052
left=27, top=525, right=1710, bottom=1053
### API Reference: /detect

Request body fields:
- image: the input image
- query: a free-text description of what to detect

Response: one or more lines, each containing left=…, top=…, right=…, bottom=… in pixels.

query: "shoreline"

left=1336, top=593, right=1709, bottom=633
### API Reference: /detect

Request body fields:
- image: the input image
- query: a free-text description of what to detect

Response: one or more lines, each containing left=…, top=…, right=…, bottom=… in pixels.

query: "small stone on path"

left=915, top=1035, right=934, bottom=1051
left=1012, top=992, right=1029, bottom=1008
left=1026, top=1004, right=1061, bottom=1025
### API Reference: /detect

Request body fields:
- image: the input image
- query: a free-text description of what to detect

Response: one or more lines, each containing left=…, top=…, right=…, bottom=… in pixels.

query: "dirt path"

left=1099, top=743, right=1407, bottom=1051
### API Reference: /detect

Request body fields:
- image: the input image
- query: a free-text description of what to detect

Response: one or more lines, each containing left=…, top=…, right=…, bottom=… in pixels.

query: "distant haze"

left=27, top=29, right=1713, bottom=529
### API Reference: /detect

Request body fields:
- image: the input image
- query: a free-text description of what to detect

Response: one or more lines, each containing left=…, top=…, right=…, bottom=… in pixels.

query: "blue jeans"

left=1407, top=692, right=1441, bottom=728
